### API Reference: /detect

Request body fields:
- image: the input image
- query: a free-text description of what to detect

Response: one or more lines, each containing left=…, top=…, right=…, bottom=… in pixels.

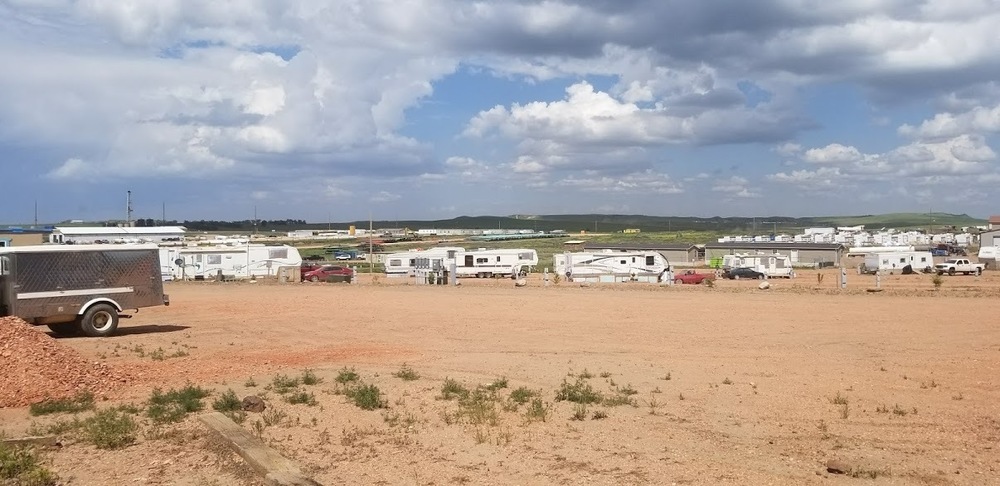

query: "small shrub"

left=392, top=364, right=420, bottom=381
left=678, top=393, right=685, bottom=401
left=577, top=369, right=594, bottom=379
left=269, top=375, right=300, bottom=394
left=335, top=368, right=360, bottom=384
left=704, top=278, right=715, bottom=288
left=509, top=387, right=537, bottom=405
left=615, top=384, right=638, bottom=396
left=245, top=377, right=257, bottom=387
left=146, top=384, right=210, bottom=424
left=849, top=466, right=891, bottom=479
left=285, top=390, right=318, bottom=406
left=261, top=408, right=288, bottom=427
left=523, top=398, right=550, bottom=423
left=876, top=404, right=889, bottom=413
left=440, top=378, right=470, bottom=400
left=602, top=393, right=636, bottom=407
left=149, top=348, right=166, bottom=361
left=570, top=404, right=587, bottom=421
left=301, top=369, right=322, bottom=386
left=485, top=377, right=508, bottom=391
left=662, top=372, right=672, bottom=381
left=599, top=372, right=612, bottom=378
left=721, top=377, right=733, bottom=385
left=29, top=392, right=95, bottom=416
left=839, top=403, right=850, bottom=420
left=82, top=409, right=138, bottom=449
left=345, top=384, right=386, bottom=410
left=931, top=274, right=943, bottom=289
left=552, top=274, right=562, bottom=284
left=591, top=410, right=608, bottom=420
left=892, top=404, right=909, bottom=416
left=555, top=377, right=602, bottom=404
left=212, top=389, right=241, bottom=413
left=458, top=389, right=499, bottom=426
left=0, top=442, right=58, bottom=485
left=817, top=273, right=825, bottom=285
left=829, top=392, right=849, bottom=405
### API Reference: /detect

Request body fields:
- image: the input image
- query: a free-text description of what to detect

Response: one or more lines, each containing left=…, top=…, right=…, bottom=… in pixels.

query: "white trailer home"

left=860, top=251, right=934, bottom=275
left=554, top=250, right=670, bottom=283
left=721, top=253, right=794, bottom=278
left=383, top=247, right=464, bottom=277
left=455, top=248, right=538, bottom=278
left=160, top=244, right=302, bottom=280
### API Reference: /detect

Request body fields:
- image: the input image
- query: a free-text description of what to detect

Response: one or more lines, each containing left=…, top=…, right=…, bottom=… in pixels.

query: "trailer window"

left=207, top=254, right=222, bottom=265
left=899, top=258, right=906, bottom=264
left=518, top=252, right=532, bottom=260
left=389, top=259, right=401, bottom=267
left=645, top=256, right=655, bottom=266
left=269, top=248, right=288, bottom=259
left=476, top=257, right=489, bottom=264
left=0, top=256, right=8, bottom=275
left=620, top=260, right=627, bottom=265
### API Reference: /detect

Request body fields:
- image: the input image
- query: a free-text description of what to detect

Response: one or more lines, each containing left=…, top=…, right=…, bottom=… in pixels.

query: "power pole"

left=126, top=191, right=134, bottom=227
left=368, top=212, right=374, bottom=274
left=161, top=202, right=166, bottom=225
left=33, top=200, right=38, bottom=227
left=253, top=205, right=258, bottom=236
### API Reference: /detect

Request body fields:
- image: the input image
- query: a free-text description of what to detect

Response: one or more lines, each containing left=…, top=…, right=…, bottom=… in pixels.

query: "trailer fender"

left=77, top=298, right=124, bottom=315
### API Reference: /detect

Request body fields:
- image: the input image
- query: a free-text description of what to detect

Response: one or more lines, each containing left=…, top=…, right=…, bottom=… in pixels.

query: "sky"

left=2, top=0, right=1000, bottom=224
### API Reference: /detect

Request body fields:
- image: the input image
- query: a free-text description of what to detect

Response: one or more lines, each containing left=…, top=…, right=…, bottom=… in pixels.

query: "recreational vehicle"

left=455, top=248, right=538, bottom=278
left=383, top=247, right=464, bottom=277
left=160, top=244, right=302, bottom=280
left=383, top=247, right=539, bottom=278
left=859, top=251, right=934, bottom=275
left=1, top=244, right=168, bottom=337
left=554, top=250, right=670, bottom=283
left=721, top=253, right=794, bottom=278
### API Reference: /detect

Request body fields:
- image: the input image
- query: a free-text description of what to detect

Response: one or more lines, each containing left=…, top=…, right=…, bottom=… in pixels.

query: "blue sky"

left=2, top=1, right=999, bottom=224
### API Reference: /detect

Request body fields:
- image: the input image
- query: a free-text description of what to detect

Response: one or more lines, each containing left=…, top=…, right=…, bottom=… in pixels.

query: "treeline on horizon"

left=64, top=212, right=983, bottom=234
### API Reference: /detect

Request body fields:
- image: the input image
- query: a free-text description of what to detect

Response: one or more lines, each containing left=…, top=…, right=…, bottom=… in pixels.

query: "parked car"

left=334, top=253, right=352, bottom=260
left=303, top=254, right=325, bottom=261
left=673, top=270, right=715, bottom=285
left=303, top=265, right=354, bottom=282
left=723, top=267, right=765, bottom=280
left=934, top=259, right=985, bottom=276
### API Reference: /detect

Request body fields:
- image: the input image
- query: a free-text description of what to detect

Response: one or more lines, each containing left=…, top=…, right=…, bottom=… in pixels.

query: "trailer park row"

left=3, top=225, right=998, bottom=283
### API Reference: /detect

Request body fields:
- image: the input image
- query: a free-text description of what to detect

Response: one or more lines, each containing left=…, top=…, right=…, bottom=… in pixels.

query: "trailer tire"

left=79, top=303, right=119, bottom=337
left=47, top=322, right=81, bottom=336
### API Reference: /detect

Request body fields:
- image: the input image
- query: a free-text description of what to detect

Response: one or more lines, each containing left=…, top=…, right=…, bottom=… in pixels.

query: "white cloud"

left=712, top=176, right=761, bottom=198
left=370, top=191, right=401, bottom=203
left=554, top=170, right=683, bottom=195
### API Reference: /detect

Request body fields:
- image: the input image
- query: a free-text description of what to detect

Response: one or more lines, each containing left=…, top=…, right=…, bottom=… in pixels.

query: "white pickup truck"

left=934, top=258, right=985, bottom=276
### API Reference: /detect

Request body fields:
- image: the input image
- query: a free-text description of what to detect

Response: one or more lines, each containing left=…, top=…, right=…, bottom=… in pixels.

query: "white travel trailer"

left=978, top=246, right=997, bottom=268
left=455, top=248, right=538, bottom=278
left=721, top=253, right=794, bottom=278
left=160, top=244, right=302, bottom=280
left=383, top=247, right=464, bottom=277
left=860, top=251, right=934, bottom=275
left=554, top=251, right=670, bottom=283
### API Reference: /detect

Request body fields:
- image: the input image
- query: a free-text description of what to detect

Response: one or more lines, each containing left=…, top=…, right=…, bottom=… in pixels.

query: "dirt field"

left=3, top=271, right=1000, bottom=485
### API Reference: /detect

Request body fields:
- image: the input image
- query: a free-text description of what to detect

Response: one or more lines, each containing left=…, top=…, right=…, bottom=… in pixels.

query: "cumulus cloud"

left=3, top=0, right=1000, bottom=218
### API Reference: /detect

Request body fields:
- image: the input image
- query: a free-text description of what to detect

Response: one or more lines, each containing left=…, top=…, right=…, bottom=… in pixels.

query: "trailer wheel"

left=79, top=303, right=119, bottom=337
left=47, top=322, right=81, bottom=336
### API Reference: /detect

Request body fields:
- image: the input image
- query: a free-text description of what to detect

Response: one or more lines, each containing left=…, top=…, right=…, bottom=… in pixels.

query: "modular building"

left=0, top=228, right=50, bottom=247
left=49, top=226, right=187, bottom=244
left=582, top=242, right=701, bottom=264
left=703, top=242, right=846, bottom=268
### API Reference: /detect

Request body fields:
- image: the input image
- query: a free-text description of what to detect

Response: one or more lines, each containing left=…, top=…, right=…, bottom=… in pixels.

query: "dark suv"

left=723, top=267, right=765, bottom=280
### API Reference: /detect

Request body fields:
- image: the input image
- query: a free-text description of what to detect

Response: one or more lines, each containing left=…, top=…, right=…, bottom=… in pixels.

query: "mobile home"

left=383, top=247, right=464, bottom=277
left=160, top=244, right=302, bottom=280
left=721, top=253, right=794, bottom=278
left=860, top=251, right=934, bottom=274
left=554, top=251, right=670, bottom=283
left=455, top=248, right=538, bottom=278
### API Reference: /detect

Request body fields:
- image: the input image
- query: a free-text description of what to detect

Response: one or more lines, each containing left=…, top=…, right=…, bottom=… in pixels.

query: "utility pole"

left=368, top=212, right=374, bottom=274
left=253, top=205, right=258, bottom=236
left=126, top=190, right=133, bottom=227
left=161, top=202, right=166, bottom=225
left=33, top=200, right=38, bottom=228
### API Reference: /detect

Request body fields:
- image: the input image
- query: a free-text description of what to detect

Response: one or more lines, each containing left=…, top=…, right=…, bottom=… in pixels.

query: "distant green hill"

left=811, top=213, right=983, bottom=230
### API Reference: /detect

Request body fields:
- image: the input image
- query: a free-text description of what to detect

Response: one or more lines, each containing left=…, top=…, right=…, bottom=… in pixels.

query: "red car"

left=673, top=270, right=715, bottom=285
left=303, top=265, right=354, bottom=282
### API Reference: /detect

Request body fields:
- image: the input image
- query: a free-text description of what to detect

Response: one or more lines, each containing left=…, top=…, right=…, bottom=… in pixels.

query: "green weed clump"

left=29, top=392, right=95, bottom=416
left=344, top=384, right=386, bottom=410
left=392, top=364, right=420, bottom=381
left=335, top=368, right=360, bottom=384
left=554, top=377, right=603, bottom=404
left=0, top=442, right=57, bottom=485
left=440, top=378, right=470, bottom=400
left=81, top=409, right=139, bottom=450
left=212, top=389, right=242, bottom=413
left=509, top=387, right=538, bottom=405
left=146, top=384, right=210, bottom=424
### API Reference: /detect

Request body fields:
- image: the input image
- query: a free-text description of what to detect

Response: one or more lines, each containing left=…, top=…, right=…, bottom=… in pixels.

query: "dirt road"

left=3, top=278, right=999, bottom=485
